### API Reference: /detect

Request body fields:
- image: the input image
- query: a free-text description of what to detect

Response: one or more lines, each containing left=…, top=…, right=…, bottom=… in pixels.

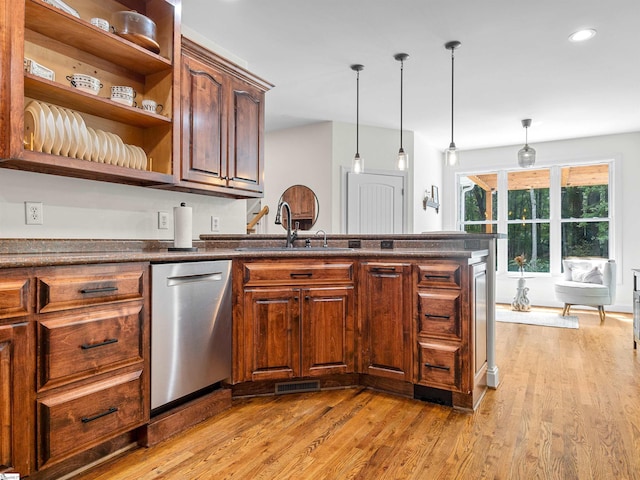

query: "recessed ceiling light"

left=568, top=28, right=597, bottom=43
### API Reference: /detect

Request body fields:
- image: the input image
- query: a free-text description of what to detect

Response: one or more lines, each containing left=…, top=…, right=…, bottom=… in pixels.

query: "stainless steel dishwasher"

left=151, top=260, right=232, bottom=412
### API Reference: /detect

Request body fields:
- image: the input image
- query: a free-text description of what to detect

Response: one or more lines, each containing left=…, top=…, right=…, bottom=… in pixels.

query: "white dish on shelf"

left=94, top=129, right=108, bottom=163
left=48, top=104, right=64, bottom=156
left=104, top=132, right=118, bottom=165
left=86, top=127, right=99, bottom=162
left=39, top=102, right=55, bottom=154
left=24, top=58, right=56, bottom=81
left=24, top=100, right=45, bottom=152
left=133, top=145, right=147, bottom=170
left=124, top=144, right=136, bottom=168
left=58, top=108, right=72, bottom=157
left=65, top=108, right=82, bottom=159
left=70, top=111, right=89, bottom=160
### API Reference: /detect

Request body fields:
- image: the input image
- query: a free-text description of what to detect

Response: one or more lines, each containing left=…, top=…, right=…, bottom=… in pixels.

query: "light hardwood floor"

left=74, top=307, right=640, bottom=480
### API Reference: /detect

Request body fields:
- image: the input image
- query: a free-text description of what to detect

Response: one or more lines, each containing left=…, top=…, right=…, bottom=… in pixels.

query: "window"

left=458, top=162, right=611, bottom=274
left=560, top=164, right=609, bottom=258
left=507, top=169, right=550, bottom=272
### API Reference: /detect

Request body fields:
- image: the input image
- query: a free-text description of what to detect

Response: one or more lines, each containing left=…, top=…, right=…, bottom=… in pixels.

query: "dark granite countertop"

left=0, top=233, right=499, bottom=268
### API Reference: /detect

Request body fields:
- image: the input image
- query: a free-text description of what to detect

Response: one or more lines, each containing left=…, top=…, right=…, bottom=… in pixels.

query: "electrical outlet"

left=158, top=211, right=169, bottom=230
left=211, top=216, right=220, bottom=232
left=25, top=202, right=43, bottom=225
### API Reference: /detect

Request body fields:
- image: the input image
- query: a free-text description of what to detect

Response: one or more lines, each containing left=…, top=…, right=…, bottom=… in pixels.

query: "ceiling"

left=182, top=0, right=640, bottom=152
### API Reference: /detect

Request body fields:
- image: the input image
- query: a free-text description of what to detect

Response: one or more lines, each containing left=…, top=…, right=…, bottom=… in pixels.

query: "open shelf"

left=25, top=74, right=171, bottom=127
left=3, top=149, right=175, bottom=187
left=25, top=0, right=172, bottom=76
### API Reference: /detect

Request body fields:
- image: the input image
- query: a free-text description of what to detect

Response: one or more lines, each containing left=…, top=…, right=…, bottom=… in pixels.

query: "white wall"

left=263, top=122, right=333, bottom=234
left=443, top=131, right=640, bottom=312
left=0, top=169, right=246, bottom=239
left=266, top=121, right=429, bottom=234
left=413, top=131, right=444, bottom=233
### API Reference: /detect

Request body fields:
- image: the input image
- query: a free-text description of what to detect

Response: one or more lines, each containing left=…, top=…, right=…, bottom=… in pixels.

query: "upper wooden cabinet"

left=0, top=0, right=181, bottom=187
left=177, top=37, right=273, bottom=197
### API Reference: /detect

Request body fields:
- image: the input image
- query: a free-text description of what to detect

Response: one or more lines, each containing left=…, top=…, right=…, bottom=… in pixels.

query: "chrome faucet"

left=275, top=200, right=298, bottom=248
left=315, top=229, right=328, bottom=248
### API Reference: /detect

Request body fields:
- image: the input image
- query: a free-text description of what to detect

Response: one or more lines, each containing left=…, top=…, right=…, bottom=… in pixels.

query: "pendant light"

left=394, top=53, right=409, bottom=171
left=517, top=118, right=536, bottom=168
left=444, top=41, right=461, bottom=166
left=351, top=64, right=364, bottom=174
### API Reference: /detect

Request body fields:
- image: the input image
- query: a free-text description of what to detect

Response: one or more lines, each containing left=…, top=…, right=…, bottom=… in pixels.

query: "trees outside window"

left=459, top=163, right=610, bottom=274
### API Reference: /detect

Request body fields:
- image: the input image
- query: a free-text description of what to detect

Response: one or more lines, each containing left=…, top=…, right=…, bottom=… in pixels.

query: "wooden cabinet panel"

left=417, top=263, right=461, bottom=289
left=417, top=342, right=461, bottom=391
left=417, top=290, right=462, bottom=341
left=360, top=262, right=412, bottom=381
left=38, top=302, right=144, bottom=390
left=243, top=261, right=353, bottom=286
left=37, top=369, right=145, bottom=469
left=243, top=288, right=300, bottom=381
left=180, top=54, right=226, bottom=185
left=301, top=287, right=355, bottom=376
left=228, top=78, right=263, bottom=193
left=0, top=322, right=35, bottom=476
left=0, top=277, right=31, bottom=320
left=37, top=263, right=145, bottom=313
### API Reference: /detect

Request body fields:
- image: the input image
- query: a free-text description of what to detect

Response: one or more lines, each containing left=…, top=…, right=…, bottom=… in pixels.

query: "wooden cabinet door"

left=244, top=288, right=301, bottom=381
left=301, top=286, right=355, bottom=377
left=227, top=76, right=264, bottom=194
left=0, top=322, right=35, bottom=476
left=180, top=53, right=228, bottom=186
left=360, top=262, right=412, bottom=381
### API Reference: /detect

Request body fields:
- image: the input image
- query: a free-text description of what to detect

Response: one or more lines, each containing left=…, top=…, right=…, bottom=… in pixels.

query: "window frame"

left=456, top=160, right=613, bottom=276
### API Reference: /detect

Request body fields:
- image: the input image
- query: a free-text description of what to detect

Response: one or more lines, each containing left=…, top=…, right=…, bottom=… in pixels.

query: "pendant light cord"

left=450, top=47, right=455, bottom=147
left=400, top=58, right=404, bottom=149
left=356, top=69, right=360, bottom=155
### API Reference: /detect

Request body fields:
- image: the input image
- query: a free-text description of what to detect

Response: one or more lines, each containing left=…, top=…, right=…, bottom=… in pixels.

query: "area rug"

left=495, top=308, right=579, bottom=329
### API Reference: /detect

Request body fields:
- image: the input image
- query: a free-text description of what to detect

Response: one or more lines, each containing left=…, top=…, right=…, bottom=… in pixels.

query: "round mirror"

left=278, top=185, right=319, bottom=230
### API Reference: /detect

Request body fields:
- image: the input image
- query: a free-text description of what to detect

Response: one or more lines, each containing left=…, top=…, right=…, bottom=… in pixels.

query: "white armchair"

left=554, top=258, right=616, bottom=322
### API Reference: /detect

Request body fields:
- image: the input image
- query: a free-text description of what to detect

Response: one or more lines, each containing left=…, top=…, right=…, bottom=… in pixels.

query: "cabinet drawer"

left=417, top=342, right=461, bottom=391
left=38, top=263, right=145, bottom=313
left=243, top=261, right=354, bottom=285
left=417, top=290, right=461, bottom=340
left=38, top=302, right=144, bottom=390
left=417, top=263, right=461, bottom=289
left=0, top=276, right=31, bottom=320
left=37, top=369, right=145, bottom=468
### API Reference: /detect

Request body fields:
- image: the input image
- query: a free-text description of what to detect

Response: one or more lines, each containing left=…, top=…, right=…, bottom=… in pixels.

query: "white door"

left=346, top=171, right=405, bottom=233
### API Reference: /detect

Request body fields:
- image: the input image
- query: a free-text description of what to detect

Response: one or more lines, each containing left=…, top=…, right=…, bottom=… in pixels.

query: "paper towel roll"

left=173, top=203, right=192, bottom=249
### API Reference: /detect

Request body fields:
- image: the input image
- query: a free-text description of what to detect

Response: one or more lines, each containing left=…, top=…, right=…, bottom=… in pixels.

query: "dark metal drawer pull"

left=425, top=314, right=451, bottom=320
left=81, top=338, right=118, bottom=350
left=424, top=274, right=450, bottom=280
left=424, top=363, right=451, bottom=371
left=372, top=267, right=397, bottom=273
left=81, top=407, right=118, bottom=423
left=290, top=272, right=313, bottom=278
left=80, top=286, right=118, bottom=294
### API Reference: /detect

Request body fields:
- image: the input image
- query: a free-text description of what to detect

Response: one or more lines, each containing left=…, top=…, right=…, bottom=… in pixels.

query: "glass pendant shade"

left=518, top=145, right=536, bottom=168
left=518, top=118, right=535, bottom=168
left=397, top=148, right=408, bottom=171
left=353, top=153, right=364, bottom=173
left=445, top=143, right=458, bottom=166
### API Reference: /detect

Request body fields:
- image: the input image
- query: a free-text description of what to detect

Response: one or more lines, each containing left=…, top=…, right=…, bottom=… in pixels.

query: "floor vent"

left=275, top=380, right=321, bottom=395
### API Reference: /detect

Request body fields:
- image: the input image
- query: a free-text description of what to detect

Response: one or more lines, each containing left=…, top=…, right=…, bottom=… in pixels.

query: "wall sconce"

left=423, top=185, right=440, bottom=213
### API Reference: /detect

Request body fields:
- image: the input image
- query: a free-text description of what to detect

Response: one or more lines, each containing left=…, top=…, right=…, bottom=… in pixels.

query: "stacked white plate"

left=24, top=100, right=148, bottom=170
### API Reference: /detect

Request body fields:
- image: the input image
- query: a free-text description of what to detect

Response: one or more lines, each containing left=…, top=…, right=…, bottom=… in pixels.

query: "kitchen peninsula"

left=0, top=232, right=498, bottom=479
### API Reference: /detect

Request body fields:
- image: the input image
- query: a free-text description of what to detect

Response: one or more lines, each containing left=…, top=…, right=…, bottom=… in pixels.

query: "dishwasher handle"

left=166, top=272, right=224, bottom=287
